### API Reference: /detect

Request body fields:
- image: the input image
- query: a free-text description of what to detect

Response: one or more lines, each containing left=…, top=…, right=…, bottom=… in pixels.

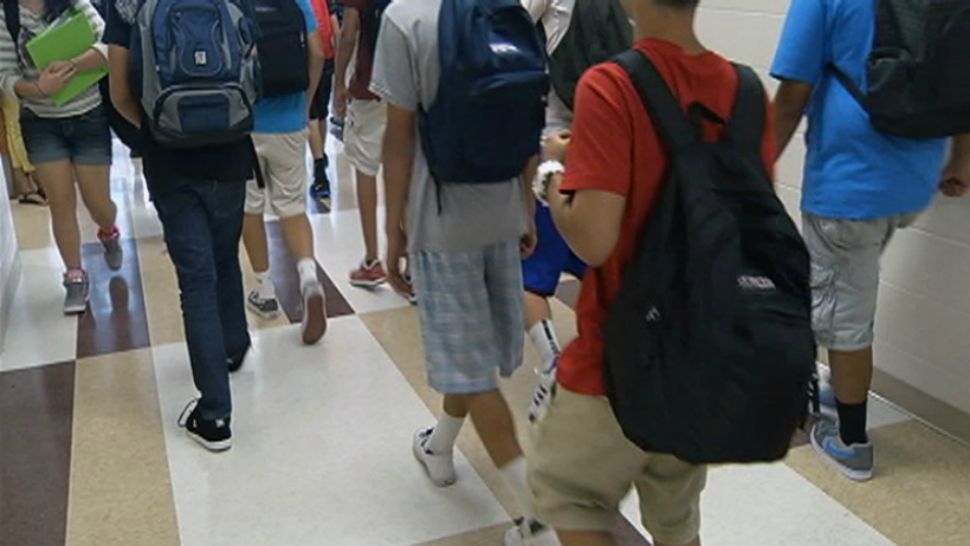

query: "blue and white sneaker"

left=810, top=418, right=873, bottom=482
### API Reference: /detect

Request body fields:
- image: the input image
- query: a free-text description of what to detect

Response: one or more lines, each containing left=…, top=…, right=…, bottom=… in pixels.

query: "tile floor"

left=2, top=139, right=969, bottom=546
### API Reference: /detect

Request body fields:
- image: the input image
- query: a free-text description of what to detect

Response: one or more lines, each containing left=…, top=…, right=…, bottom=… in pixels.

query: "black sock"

left=835, top=398, right=868, bottom=445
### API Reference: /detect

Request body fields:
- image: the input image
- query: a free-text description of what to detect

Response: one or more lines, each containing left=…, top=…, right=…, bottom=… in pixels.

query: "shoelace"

left=177, top=398, right=200, bottom=429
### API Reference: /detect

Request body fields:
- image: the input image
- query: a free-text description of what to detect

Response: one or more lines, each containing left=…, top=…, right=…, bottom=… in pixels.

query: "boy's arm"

left=306, top=29, right=325, bottom=115
left=773, top=80, right=812, bottom=160
left=334, top=6, right=360, bottom=116
left=942, top=133, right=970, bottom=197
left=547, top=173, right=625, bottom=267
left=382, top=104, right=415, bottom=292
left=108, top=45, right=141, bottom=128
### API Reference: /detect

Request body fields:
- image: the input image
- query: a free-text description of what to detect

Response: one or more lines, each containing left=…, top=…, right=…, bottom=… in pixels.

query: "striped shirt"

left=0, top=0, right=107, bottom=118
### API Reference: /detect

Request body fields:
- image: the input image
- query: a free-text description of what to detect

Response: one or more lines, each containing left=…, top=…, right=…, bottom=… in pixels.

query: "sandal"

left=18, top=191, right=47, bottom=206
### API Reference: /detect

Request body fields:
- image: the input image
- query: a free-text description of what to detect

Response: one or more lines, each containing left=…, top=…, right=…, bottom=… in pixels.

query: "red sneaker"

left=349, top=259, right=387, bottom=288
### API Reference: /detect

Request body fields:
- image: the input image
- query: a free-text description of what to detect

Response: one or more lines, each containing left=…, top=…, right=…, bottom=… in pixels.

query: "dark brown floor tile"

left=265, top=220, right=354, bottom=323
left=612, top=516, right=653, bottom=545
left=308, top=195, right=331, bottom=215
left=77, top=238, right=151, bottom=359
left=0, top=362, right=75, bottom=546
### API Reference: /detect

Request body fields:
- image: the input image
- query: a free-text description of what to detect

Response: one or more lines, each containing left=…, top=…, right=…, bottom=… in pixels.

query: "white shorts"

left=245, top=130, right=309, bottom=218
left=344, top=99, right=387, bottom=177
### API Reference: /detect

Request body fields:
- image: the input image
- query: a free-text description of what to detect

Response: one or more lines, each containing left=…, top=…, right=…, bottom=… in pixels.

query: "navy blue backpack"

left=420, top=0, right=548, bottom=184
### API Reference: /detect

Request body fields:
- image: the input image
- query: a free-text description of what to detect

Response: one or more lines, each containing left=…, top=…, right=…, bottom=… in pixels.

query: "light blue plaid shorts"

left=411, top=239, right=525, bottom=395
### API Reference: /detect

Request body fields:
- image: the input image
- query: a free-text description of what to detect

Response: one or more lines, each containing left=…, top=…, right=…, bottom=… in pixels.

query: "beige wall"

left=694, top=0, right=970, bottom=414
left=0, top=160, right=21, bottom=355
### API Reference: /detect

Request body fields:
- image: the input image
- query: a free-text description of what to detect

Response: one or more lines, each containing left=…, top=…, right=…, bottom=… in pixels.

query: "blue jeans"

left=154, top=180, right=250, bottom=420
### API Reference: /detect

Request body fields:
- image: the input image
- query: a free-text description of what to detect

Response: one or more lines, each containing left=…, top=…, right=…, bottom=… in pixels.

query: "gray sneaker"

left=301, top=282, right=327, bottom=345
left=99, top=230, right=123, bottom=271
left=810, top=418, right=873, bottom=482
left=246, top=290, right=279, bottom=320
left=63, top=272, right=90, bottom=315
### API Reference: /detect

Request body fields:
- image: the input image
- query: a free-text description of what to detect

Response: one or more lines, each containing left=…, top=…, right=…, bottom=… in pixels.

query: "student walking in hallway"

left=242, top=0, right=329, bottom=345
left=371, top=0, right=555, bottom=543
left=0, top=0, right=121, bottom=315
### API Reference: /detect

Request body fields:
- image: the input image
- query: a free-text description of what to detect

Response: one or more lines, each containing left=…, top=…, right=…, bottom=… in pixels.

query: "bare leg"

left=279, top=213, right=314, bottom=262
left=35, top=160, right=81, bottom=269
left=466, top=390, right=522, bottom=468
left=443, top=393, right=470, bottom=419
left=524, top=292, right=553, bottom=330
left=309, top=119, right=325, bottom=161
left=356, top=170, right=379, bottom=262
left=242, top=213, right=270, bottom=273
left=74, top=164, right=117, bottom=231
left=829, top=347, right=873, bottom=404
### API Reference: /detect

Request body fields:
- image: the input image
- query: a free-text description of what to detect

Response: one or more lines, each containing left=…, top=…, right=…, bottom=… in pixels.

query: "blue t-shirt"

left=253, top=0, right=318, bottom=134
left=771, top=0, right=948, bottom=220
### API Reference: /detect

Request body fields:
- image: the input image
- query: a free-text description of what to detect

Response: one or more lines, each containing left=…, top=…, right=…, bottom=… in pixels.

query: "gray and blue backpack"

left=130, top=0, right=260, bottom=148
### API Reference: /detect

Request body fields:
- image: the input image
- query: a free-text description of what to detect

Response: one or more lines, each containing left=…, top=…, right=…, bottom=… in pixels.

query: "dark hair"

left=44, top=0, right=73, bottom=23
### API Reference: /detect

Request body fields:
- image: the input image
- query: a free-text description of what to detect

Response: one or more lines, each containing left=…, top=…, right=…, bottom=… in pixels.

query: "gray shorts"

left=803, top=212, right=918, bottom=351
left=410, top=239, right=525, bottom=395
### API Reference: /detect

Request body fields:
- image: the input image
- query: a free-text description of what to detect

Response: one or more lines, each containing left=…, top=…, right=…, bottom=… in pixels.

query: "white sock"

left=528, top=320, right=561, bottom=371
left=297, top=258, right=317, bottom=290
left=499, top=456, right=535, bottom=520
left=427, top=413, right=465, bottom=454
left=255, top=270, right=276, bottom=300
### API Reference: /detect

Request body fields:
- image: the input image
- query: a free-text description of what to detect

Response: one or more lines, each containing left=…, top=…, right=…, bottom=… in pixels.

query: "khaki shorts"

left=245, top=130, right=309, bottom=218
left=529, top=387, right=707, bottom=545
left=344, top=99, right=387, bottom=177
left=803, top=212, right=918, bottom=351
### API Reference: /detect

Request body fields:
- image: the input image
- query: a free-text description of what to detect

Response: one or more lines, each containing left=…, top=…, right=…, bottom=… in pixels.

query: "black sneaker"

left=178, top=400, right=232, bottom=452
left=227, top=340, right=251, bottom=373
left=310, top=158, right=331, bottom=199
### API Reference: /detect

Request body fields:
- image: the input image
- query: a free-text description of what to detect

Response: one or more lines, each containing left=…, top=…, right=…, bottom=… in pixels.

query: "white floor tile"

left=620, top=463, right=897, bottom=546
left=310, top=209, right=411, bottom=315
left=0, top=248, right=78, bottom=371
left=153, top=317, right=508, bottom=546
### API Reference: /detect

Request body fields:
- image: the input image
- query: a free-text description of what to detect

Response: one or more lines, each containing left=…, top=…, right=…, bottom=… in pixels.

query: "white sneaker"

left=412, top=428, right=457, bottom=487
left=301, top=281, right=327, bottom=345
left=504, top=518, right=558, bottom=546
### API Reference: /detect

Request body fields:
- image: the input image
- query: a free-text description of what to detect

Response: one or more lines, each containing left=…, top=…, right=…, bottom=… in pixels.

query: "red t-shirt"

left=310, top=0, right=335, bottom=59
left=339, top=0, right=379, bottom=100
left=558, top=39, right=776, bottom=396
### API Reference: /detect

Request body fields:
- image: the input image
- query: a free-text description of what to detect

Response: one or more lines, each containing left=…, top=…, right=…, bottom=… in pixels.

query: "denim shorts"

left=20, top=105, right=112, bottom=166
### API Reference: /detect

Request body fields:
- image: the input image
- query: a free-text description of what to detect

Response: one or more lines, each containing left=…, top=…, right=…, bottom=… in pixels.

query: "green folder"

left=25, top=9, right=107, bottom=107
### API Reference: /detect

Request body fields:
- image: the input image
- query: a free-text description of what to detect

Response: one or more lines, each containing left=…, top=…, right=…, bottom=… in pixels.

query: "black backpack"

left=602, top=50, right=817, bottom=465
left=253, top=0, right=309, bottom=97
left=548, top=0, right=631, bottom=111
left=831, top=0, right=970, bottom=139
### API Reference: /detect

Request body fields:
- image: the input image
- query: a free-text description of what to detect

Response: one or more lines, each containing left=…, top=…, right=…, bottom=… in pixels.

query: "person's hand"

left=941, top=159, right=970, bottom=198
left=386, top=223, right=411, bottom=295
left=334, top=83, right=349, bottom=119
left=520, top=220, right=538, bottom=259
left=47, top=60, right=75, bottom=74
left=542, top=130, right=571, bottom=163
left=37, top=63, right=76, bottom=96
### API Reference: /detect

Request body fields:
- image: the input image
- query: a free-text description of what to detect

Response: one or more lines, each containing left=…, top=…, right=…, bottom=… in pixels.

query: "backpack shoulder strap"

left=3, top=0, right=20, bottom=45
left=613, top=49, right=698, bottom=153
left=727, top=63, right=767, bottom=158
left=827, top=63, right=869, bottom=110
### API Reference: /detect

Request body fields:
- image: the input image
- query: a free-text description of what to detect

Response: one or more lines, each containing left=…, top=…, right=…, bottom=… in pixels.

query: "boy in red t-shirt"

left=308, top=0, right=339, bottom=198
left=529, top=0, right=775, bottom=545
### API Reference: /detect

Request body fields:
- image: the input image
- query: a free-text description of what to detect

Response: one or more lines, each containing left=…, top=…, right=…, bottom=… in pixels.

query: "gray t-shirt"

left=369, top=0, right=529, bottom=254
